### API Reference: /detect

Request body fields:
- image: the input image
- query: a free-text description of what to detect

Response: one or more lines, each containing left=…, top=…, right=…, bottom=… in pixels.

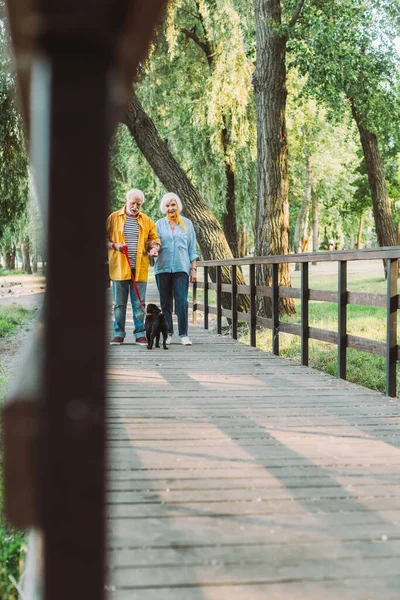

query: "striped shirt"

left=124, top=216, right=139, bottom=269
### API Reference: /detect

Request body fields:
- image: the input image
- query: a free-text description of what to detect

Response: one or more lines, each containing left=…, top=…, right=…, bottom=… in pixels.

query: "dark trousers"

left=156, top=272, right=189, bottom=337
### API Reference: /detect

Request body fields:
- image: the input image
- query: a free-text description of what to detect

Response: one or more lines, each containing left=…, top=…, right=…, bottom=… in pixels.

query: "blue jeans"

left=156, top=272, right=189, bottom=337
left=112, top=279, right=147, bottom=340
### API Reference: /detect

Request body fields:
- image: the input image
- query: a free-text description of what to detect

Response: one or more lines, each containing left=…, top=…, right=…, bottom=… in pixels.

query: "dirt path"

left=0, top=273, right=45, bottom=384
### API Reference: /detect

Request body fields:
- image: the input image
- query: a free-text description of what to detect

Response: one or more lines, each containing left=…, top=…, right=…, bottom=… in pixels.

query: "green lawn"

left=0, top=306, right=33, bottom=339
left=0, top=269, right=26, bottom=277
left=0, top=306, right=34, bottom=599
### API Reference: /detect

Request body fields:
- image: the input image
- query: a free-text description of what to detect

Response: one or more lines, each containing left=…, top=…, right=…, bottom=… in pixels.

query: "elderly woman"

left=154, top=192, right=199, bottom=346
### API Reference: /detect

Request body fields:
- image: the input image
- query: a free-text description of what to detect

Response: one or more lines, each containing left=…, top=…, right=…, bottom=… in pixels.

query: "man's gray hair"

left=126, top=188, right=145, bottom=203
left=160, top=192, right=183, bottom=214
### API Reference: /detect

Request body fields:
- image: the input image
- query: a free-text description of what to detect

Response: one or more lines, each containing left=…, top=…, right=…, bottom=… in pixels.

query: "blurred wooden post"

left=3, top=1, right=167, bottom=599
left=37, top=51, right=109, bottom=600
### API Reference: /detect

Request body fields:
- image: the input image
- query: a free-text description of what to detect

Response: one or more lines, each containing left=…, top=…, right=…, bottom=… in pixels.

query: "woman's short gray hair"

left=160, top=192, right=183, bottom=214
left=126, top=188, right=145, bottom=204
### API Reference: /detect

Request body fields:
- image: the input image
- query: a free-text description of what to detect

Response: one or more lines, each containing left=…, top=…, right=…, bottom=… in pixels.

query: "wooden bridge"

left=105, top=282, right=400, bottom=599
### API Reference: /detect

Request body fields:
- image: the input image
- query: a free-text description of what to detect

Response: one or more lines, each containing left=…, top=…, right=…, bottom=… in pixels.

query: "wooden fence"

left=191, top=247, right=400, bottom=397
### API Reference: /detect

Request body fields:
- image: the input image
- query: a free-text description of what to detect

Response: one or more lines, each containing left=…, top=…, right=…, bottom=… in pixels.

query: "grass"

left=0, top=306, right=34, bottom=599
left=0, top=306, right=33, bottom=339
left=0, top=269, right=26, bottom=277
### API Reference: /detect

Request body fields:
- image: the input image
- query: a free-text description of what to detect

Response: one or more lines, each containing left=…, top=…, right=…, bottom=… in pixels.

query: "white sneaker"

left=181, top=336, right=192, bottom=346
left=166, top=335, right=172, bottom=345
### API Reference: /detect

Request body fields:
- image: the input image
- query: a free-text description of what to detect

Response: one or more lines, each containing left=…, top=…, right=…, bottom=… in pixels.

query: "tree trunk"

left=21, top=240, right=32, bottom=274
left=32, top=238, right=38, bottom=272
left=252, top=0, right=295, bottom=315
left=350, top=101, right=397, bottom=250
left=357, top=213, right=364, bottom=249
left=311, top=187, right=319, bottom=265
left=294, top=155, right=312, bottom=271
left=221, top=125, right=238, bottom=257
left=312, top=188, right=319, bottom=251
left=3, top=248, right=13, bottom=270
left=237, top=225, right=248, bottom=258
left=181, top=19, right=239, bottom=258
left=123, top=88, right=249, bottom=311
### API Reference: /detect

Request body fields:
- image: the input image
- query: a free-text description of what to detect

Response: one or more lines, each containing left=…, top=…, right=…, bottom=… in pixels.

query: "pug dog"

left=145, top=304, right=169, bottom=350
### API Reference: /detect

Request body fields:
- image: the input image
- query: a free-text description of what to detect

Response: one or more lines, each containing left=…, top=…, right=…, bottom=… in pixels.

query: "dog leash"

left=122, top=245, right=145, bottom=311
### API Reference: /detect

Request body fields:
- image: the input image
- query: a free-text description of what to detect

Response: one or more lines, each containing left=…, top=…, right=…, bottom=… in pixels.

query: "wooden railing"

left=190, top=247, right=400, bottom=397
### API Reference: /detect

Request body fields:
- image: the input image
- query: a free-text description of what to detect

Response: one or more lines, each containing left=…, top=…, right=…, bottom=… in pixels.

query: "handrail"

left=196, top=246, right=400, bottom=266
left=191, top=248, right=399, bottom=397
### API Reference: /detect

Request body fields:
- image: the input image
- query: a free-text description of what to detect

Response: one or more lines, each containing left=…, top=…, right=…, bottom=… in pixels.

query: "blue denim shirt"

left=154, top=216, right=199, bottom=276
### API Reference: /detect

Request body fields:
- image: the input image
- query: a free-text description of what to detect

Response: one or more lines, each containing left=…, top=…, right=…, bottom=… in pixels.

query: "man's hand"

left=148, top=241, right=160, bottom=257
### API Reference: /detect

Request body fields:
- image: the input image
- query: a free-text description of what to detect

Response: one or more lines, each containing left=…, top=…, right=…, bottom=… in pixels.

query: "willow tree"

left=252, top=0, right=306, bottom=315
left=162, top=0, right=255, bottom=257
left=124, top=88, right=250, bottom=310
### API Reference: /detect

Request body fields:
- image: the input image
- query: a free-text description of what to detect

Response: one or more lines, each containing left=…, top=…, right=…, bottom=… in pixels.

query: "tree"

left=252, top=0, right=306, bottom=315
left=135, top=0, right=256, bottom=258
left=165, top=1, right=254, bottom=255
left=293, top=0, right=400, bottom=259
left=0, top=3, right=29, bottom=251
left=286, top=74, right=361, bottom=255
left=123, top=88, right=250, bottom=310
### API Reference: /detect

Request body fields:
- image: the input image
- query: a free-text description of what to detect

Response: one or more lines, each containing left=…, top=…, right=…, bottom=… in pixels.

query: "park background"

left=0, top=1, right=400, bottom=597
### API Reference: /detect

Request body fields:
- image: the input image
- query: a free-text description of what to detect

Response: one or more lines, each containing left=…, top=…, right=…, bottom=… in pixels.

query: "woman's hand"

left=112, top=242, right=125, bottom=253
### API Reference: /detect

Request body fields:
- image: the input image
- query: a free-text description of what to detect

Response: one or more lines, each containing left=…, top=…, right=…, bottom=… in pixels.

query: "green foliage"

left=287, top=71, right=363, bottom=248
left=112, top=0, right=257, bottom=231
left=0, top=526, right=25, bottom=600
left=291, top=0, right=400, bottom=136
left=109, top=124, right=164, bottom=222
left=0, top=305, right=33, bottom=338
left=0, top=11, right=29, bottom=238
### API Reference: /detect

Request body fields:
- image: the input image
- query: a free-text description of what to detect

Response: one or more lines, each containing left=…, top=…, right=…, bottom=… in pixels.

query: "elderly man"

left=106, top=189, right=160, bottom=345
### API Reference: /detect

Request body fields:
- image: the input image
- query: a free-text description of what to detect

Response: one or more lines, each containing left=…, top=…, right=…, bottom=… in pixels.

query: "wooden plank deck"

left=106, top=285, right=400, bottom=599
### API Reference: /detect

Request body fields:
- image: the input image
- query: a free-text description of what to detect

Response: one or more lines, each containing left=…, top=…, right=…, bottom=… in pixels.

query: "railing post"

left=250, top=263, right=256, bottom=347
left=386, top=258, right=398, bottom=397
left=38, top=52, right=108, bottom=600
left=301, top=262, right=309, bottom=366
left=192, top=278, right=197, bottom=325
left=204, top=266, right=209, bottom=330
left=272, top=263, right=279, bottom=355
left=338, top=260, right=347, bottom=379
left=216, top=266, right=222, bottom=334
left=231, top=265, right=238, bottom=340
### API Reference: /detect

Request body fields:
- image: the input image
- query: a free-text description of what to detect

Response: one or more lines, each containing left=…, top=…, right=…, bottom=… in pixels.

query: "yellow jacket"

left=106, top=208, right=160, bottom=282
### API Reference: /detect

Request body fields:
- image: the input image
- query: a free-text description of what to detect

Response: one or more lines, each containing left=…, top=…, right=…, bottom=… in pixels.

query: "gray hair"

left=160, top=192, right=183, bottom=214
left=126, top=188, right=145, bottom=203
